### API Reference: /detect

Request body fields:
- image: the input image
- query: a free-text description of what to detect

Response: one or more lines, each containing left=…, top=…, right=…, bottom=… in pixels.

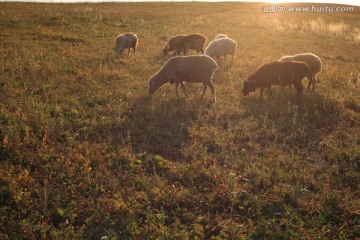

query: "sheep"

left=204, top=38, right=237, bottom=61
left=113, top=32, right=138, bottom=56
left=242, top=61, right=310, bottom=98
left=214, top=34, right=228, bottom=40
left=279, top=53, right=322, bottom=91
left=163, top=34, right=186, bottom=55
left=176, top=33, right=207, bottom=55
left=148, top=55, right=218, bottom=101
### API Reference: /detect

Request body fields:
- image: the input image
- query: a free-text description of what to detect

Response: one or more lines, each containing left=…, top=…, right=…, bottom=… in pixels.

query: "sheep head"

left=242, top=78, right=257, bottom=96
left=114, top=47, right=122, bottom=53
left=148, top=74, right=168, bottom=95
left=114, top=42, right=124, bottom=53
left=163, top=44, right=169, bottom=54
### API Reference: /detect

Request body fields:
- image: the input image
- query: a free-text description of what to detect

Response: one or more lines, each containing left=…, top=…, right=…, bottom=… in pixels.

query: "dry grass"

left=260, top=15, right=359, bottom=42
left=0, top=2, right=359, bottom=239
left=302, top=17, right=350, bottom=38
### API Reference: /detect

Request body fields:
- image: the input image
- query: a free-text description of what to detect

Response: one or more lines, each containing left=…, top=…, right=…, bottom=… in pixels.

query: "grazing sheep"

left=214, top=34, right=228, bottom=40
left=148, top=55, right=218, bottom=101
left=279, top=53, right=322, bottom=91
left=114, top=32, right=138, bottom=56
left=242, top=61, right=309, bottom=98
left=204, top=38, right=237, bottom=61
left=163, top=34, right=186, bottom=55
left=176, top=33, right=207, bottom=55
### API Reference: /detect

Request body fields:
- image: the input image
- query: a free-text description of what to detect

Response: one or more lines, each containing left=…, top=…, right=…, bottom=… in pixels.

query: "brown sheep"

left=242, top=61, right=309, bottom=98
left=176, top=33, right=206, bottom=55
left=163, top=34, right=186, bottom=55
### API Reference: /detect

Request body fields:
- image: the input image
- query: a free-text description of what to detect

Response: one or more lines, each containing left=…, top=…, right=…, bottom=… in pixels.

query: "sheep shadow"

left=239, top=90, right=341, bottom=148
left=112, top=95, right=210, bottom=160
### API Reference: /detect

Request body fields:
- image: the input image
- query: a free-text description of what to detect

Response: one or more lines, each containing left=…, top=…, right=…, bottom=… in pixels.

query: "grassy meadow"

left=0, top=2, right=359, bottom=239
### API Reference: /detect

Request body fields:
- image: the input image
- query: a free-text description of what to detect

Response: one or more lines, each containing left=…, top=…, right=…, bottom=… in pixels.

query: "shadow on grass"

left=239, top=90, right=341, bottom=148
left=112, top=95, right=211, bottom=160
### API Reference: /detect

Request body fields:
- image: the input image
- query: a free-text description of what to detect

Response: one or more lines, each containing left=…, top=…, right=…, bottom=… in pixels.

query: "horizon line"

left=0, top=0, right=359, bottom=7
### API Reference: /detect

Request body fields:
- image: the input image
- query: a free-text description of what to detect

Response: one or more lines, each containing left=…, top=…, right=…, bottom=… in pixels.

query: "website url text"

left=262, top=5, right=354, bottom=13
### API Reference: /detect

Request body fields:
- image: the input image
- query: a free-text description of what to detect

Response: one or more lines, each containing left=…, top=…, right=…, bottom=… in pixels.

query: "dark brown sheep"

left=242, top=61, right=309, bottom=98
left=176, top=33, right=206, bottom=55
left=163, top=34, right=186, bottom=55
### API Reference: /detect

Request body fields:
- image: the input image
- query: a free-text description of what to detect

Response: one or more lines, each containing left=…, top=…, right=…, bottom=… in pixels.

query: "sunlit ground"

left=0, top=1, right=359, bottom=239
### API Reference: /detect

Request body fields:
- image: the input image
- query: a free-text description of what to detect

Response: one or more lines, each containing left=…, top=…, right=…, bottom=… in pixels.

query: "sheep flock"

left=114, top=32, right=324, bottom=101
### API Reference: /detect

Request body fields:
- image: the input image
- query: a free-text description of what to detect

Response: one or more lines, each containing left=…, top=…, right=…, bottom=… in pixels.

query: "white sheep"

left=214, top=34, right=228, bottom=40
left=279, top=53, right=322, bottom=91
left=113, top=32, right=138, bottom=56
left=148, top=55, right=218, bottom=101
left=204, top=38, right=237, bottom=61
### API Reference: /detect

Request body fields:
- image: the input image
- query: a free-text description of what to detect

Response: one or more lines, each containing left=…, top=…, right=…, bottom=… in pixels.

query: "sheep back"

left=176, top=33, right=207, bottom=55
left=214, top=34, right=228, bottom=40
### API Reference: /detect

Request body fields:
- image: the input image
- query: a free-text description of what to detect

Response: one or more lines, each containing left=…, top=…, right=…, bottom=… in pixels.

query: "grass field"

left=0, top=2, right=359, bottom=239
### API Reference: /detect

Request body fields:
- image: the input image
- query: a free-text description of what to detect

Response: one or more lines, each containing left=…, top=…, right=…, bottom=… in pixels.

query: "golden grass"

left=0, top=2, right=359, bottom=239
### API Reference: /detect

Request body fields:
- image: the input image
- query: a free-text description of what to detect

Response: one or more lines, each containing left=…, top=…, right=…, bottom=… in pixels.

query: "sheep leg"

left=260, top=87, right=264, bottom=99
left=208, top=81, right=216, bottom=102
left=306, top=75, right=312, bottom=91
left=180, top=82, right=188, bottom=98
left=127, top=48, right=131, bottom=57
left=175, top=82, right=180, bottom=96
left=268, top=87, right=273, bottom=97
left=200, top=82, right=216, bottom=102
left=133, top=47, right=136, bottom=56
left=230, top=56, right=235, bottom=66
left=312, top=74, right=317, bottom=92
left=200, top=82, right=208, bottom=100
left=294, top=81, right=304, bottom=95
